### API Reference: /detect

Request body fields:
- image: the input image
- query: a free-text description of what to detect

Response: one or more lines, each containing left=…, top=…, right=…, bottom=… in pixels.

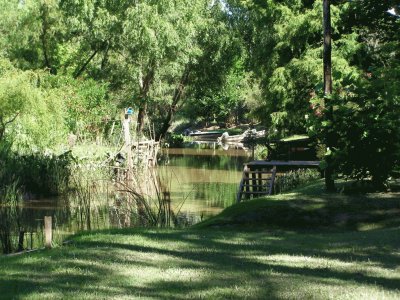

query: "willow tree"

left=156, top=0, right=242, bottom=139
left=0, top=60, right=67, bottom=149
left=58, top=0, right=128, bottom=78
left=121, top=0, right=228, bottom=135
left=0, top=0, right=64, bottom=72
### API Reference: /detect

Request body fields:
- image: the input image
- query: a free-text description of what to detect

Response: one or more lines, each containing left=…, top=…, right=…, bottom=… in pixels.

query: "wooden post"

left=244, top=165, right=250, bottom=200
left=109, top=121, right=116, bottom=139
left=44, top=216, right=52, bottom=249
left=123, top=114, right=134, bottom=181
left=17, top=231, right=25, bottom=252
left=251, top=169, right=257, bottom=195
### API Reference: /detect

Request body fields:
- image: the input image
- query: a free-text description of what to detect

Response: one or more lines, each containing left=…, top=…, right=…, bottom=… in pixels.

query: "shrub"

left=308, top=76, right=400, bottom=188
left=274, top=169, right=321, bottom=194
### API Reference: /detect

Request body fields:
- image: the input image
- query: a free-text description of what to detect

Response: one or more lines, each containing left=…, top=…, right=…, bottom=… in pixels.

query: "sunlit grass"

left=1, top=180, right=400, bottom=299
left=196, top=179, right=400, bottom=230
left=1, top=226, right=400, bottom=299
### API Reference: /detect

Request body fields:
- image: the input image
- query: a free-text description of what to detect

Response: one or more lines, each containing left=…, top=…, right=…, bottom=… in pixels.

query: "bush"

left=274, top=169, right=321, bottom=194
left=308, top=75, right=400, bottom=188
left=0, top=142, right=74, bottom=197
left=164, top=133, right=186, bottom=148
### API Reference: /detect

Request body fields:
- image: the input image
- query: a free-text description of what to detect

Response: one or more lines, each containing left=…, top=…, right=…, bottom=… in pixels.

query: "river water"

left=1, top=143, right=250, bottom=252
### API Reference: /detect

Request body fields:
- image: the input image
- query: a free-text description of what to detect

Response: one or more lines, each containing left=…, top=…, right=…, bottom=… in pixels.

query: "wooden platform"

left=247, top=160, right=320, bottom=168
left=236, top=160, right=321, bottom=202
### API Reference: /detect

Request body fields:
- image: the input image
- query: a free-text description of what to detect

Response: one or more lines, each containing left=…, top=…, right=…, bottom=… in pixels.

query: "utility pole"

left=323, top=0, right=335, bottom=191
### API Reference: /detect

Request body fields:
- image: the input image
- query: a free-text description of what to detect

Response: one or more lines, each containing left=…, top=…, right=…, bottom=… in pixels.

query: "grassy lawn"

left=197, top=180, right=400, bottom=231
left=1, top=181, right=400, bottom=299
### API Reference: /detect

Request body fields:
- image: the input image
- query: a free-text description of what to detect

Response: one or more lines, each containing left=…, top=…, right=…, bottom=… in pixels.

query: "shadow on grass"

left=1, top=226, right=400, bottom=299
left=197, top=180, right=400, bottom=232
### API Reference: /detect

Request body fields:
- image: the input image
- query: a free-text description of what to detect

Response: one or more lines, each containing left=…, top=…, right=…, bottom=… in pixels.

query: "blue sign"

left=126, top=107, right=134, bottom=115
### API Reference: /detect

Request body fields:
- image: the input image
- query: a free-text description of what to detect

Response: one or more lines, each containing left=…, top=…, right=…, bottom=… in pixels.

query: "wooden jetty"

left=237, top=160, right=320, bottom=202
left=132, top=140, right=160, bottom=167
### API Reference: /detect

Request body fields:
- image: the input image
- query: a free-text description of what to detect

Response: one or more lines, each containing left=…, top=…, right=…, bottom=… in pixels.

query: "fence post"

left=44, top=216, right=52, bottom=249
left=17, top=231, right=25, bottom=252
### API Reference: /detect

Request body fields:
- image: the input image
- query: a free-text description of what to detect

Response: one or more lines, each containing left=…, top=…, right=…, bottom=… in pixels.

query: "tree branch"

left=73, top=49, right=99, bottom=79
left=4, top=112, right=20, bottom=126
left=0, top=112, right=20, bottom=141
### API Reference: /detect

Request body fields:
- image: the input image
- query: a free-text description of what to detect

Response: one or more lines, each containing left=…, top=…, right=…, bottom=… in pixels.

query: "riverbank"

left=1, top=181, right=399, bottom=299
left=196, top=180, right=400, bottom=230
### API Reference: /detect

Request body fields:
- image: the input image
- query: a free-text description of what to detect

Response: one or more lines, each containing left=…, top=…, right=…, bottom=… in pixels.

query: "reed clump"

left=274, top=169, right=321, bottom=194
left=0, top=183, right=23, bottom=254
left=117, top=170, right=182, bottom=228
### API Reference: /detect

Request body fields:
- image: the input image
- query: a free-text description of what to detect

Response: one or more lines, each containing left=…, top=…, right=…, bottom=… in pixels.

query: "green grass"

left=1, top=180, right=400, bottom=299
left=196, top=180, right=400, bottom=231
left=1, top=227, right=399, bottom=299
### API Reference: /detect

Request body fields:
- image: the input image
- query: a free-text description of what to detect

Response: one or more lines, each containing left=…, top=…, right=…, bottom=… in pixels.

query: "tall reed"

left=117, top=169, right=181, bottom=228
left=0, top=182, right=23, bottom=254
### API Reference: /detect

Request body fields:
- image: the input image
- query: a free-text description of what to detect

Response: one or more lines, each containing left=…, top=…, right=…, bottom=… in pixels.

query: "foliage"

left=0, top=142, right=73, bottom=197
left=274, top=169, right=321, bottom=194
left=308, top=79, right=400, bottom=187
left=57, top=78, right=113, bottom=140
left=0, top=57, right=115, bottom=147
left=164, top=133, right=186, bottom=148
left=306, top=1, right=400, bottom=187
left=183, top=64, right=258, bottom=126
left=224, top=0, right=400, bottom=187
left=0, top=60, right=67, bottom=149
left=224, top=0, right=324, bottom=132
left=254, top=144, right=269, bottom=160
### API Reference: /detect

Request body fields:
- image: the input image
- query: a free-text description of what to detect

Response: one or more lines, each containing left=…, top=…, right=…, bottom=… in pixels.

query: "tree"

left=224, top=0, right=328, bottom=136
left=0, top=60, right=37, bottom=142
left=0, top=0, right=65, bottom=72
left=0, top=59, right=67, bottom=149
left=58, top=0, right=127, bottom=79
left=120, top=0, right=209, bottom=134
left=157, top=1, right=246, bottom=138
left=323, top=0, right=335, bottom=191
left=225, top=0, right=399, bottom=187
left=308, top=0, right=400, bottom=188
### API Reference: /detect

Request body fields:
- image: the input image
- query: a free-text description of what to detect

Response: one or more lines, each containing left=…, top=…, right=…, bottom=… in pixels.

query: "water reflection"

left=160, top=142, right=249, bottom=222
left=1, top=143, right=250, bottom=253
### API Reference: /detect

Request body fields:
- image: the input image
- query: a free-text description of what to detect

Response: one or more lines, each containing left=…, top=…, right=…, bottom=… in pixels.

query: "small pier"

left=237, top=160, right=320, bottom=202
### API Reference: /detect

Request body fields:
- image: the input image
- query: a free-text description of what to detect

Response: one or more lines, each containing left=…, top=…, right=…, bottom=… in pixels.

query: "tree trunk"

left=323, top=0, right=335, bottom=192
left=40, top=3, right=56, bottom=75
left=137, top=103, right=147, bottom=135
left=157, top=69, right=190, bottom=141
left=136, top=69, right=155, bottom=135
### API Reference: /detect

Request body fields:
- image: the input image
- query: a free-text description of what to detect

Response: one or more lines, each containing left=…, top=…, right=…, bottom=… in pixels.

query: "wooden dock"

left=237, top=160, right=320, bottom=202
